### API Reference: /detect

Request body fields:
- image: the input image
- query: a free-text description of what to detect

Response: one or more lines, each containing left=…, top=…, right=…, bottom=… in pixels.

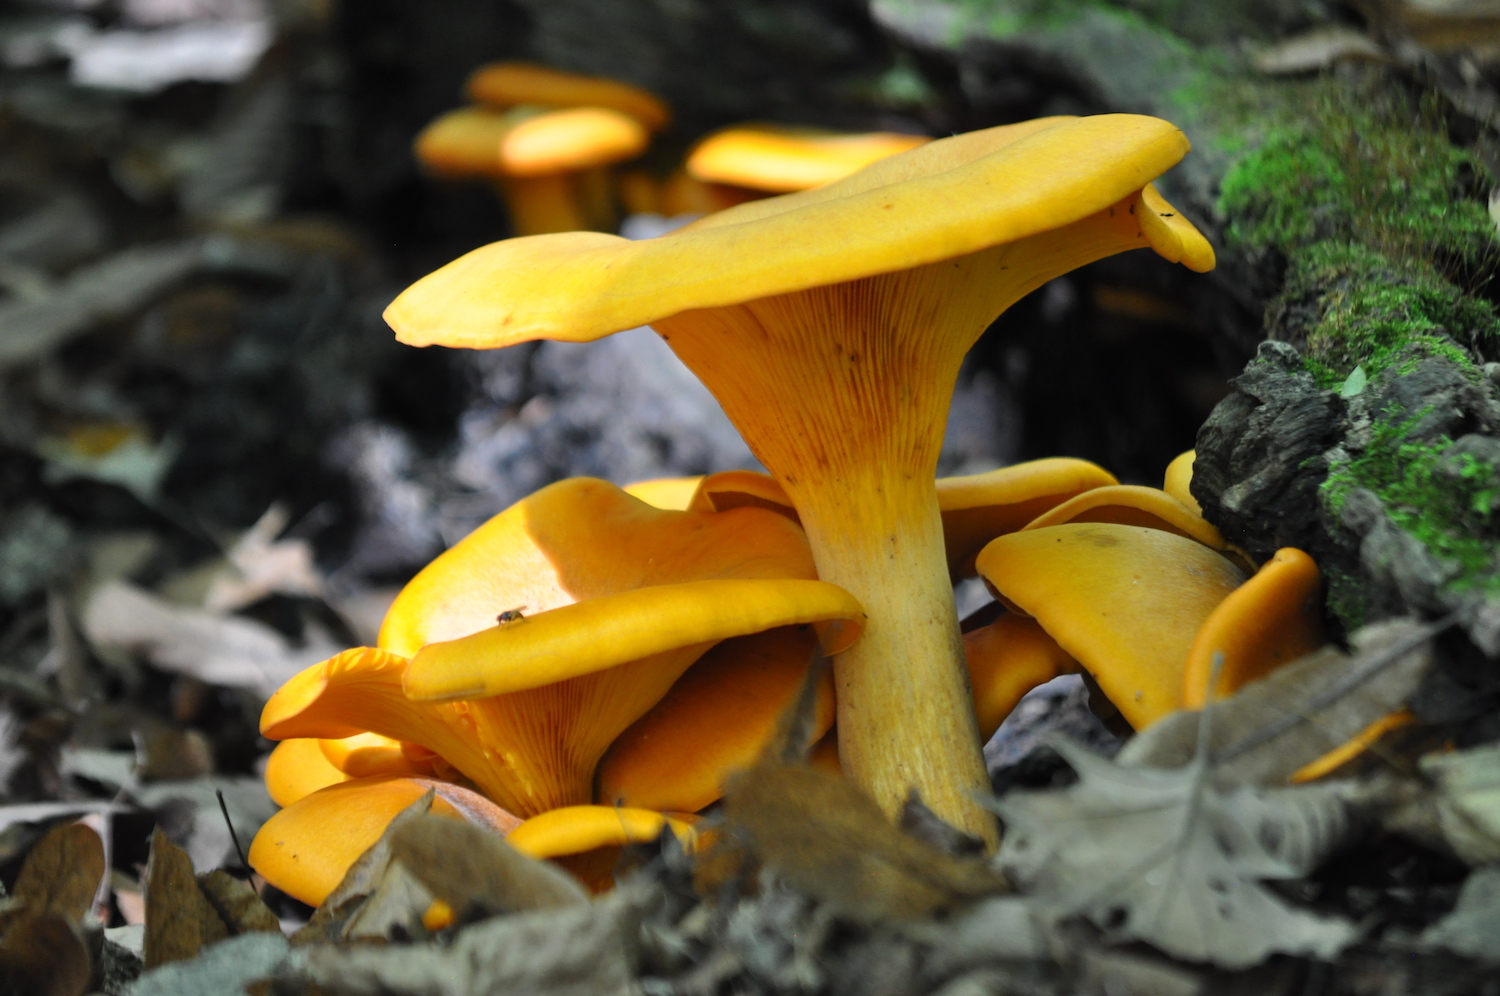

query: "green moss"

left=1218, top=86, right=1496, bottom=267
left=1321, top=565, right=1369, bottom=633
left=1282, top=241, right=1499, bottom=386
left=1322, top=408, right=1500, bottom=592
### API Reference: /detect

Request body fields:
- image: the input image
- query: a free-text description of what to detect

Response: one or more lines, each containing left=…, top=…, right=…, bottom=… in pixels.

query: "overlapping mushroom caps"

left=415, top=62, right=668, bottom=235
left=250, top=478, right=862, bottom=901
left=385, top=114, right=1214, bottom=839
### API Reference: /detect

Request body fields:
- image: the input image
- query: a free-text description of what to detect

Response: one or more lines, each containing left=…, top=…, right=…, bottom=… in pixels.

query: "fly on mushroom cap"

left=385, top=114, right=1214, bottom=840
left=976, top=523, right=1245, bottom=730
left=263, top=478, right=862, bottom=818
left=686, top=124, right=930, bottom=193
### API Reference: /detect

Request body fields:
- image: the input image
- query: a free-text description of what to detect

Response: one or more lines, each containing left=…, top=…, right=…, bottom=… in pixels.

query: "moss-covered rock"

left=875, top=0, right=1500, bottom=654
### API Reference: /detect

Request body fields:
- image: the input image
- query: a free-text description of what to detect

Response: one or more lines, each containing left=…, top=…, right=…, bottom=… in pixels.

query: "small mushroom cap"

left=937, top=458, right=1119, bottom=576
left=1289, top=709, right=1415, bottom=783
left=965, top=613, right=1080, bottom=740
left=622, top=476, right=703, bottom=509
left=976, top=523, right=1245, bottom=729
left=499, top=108, right=650, bottom=176
left=596, top=625, right=835, bottom=813
left=467, top=62, right=670, bottom=132
left=686, top=125, right=930, bottom=193
left=1181, top=547, right=1326, bottom=708
left=386, top=115, right=1213, bottom=351
left=507, top=805, right=697, bottom=859
left=405, top=577, right=863, bottom=701
left=414, top=106, right=512, bottom=178
left=264, top=738, right=349, bottom=808
left=1162, top=449, right=1199, bottom=514
left=688, top=469, right=798, bottom=518
left=319, top=732, right=434, bottom=779
left=1020, top=484, right=1228, bottom=551
left=378, top=477, right=822, bottom=658
left=249, top=776, right=521, bottom=907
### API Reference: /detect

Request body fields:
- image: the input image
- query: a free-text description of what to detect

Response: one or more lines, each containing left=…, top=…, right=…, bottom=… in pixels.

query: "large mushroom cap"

left=686, top=125, right=930, bottom=193
left=385, top=114, right=1213, bottom=350
left=976, top=523, right=1245, bottom=728
left=466, top=61, right=670, bottom=131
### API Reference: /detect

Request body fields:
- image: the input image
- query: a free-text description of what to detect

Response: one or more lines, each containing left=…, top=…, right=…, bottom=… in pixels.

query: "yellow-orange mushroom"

left=249, top=776, right=521, bottom=907
left=385, top=115, right=1215, bottom=839
left=1181, top=547, right=1326, bottom=708
left=507, top=805, right=697, bottom=892
left=977, top=523, right=1244, bottom=729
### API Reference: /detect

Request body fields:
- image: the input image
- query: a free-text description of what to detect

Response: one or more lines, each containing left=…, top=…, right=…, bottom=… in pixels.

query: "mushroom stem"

left=797, top=474, right=993, bottom=841
left=496, top=175, right=591, bottom=235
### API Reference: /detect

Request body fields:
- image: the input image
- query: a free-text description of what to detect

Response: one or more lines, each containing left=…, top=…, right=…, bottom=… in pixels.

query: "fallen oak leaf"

left=723, top=762, right=1008, bottom=923
left=718, top=651, right=1007, bottom=923
left=1119, top=618, right=1442, bottom=784
left=989, top=737, right=1357, bottom=969
left=0, top=913, right=91, bottom=996
left=197, top=870, right=280, bottom=935
left=143, top=827, right=229, bottom=969
left=11, top=821, right=105, bottom=925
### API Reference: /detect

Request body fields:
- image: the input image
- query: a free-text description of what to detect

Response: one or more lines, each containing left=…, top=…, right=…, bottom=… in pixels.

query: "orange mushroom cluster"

left=251, top=453, right=1334, bottom=905
left=413, top=61, right=933, bottom=235
left=255, top=114, right=1354, bottom=907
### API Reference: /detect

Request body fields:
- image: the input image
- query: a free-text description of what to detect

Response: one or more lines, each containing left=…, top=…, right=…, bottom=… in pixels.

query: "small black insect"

left=496, top=606, right=528, bottom=625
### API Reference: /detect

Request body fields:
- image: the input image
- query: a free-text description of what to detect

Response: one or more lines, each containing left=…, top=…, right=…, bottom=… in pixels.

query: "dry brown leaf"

left=143, top=826, right=229, bottom=969
left=1120, top=618, right=1439, bottom=784
left=391, top=814, right=588, bottom=919
left=305, top=887, right=641, bottom=996
left=1251, top=25, right=1387, bottom=74
left=11, top=821, right=105, bottom=925
left=0, top=914, right=91, bottom=996
left=198, top=870, right=281, bottom=935
left=992, top=738, right=1356, bottom=969
left=723, top=761, right=1007, bottom=924
left=718, top=649, right=1005, bottom=922
left=340, top=859, right=437, bottom=941
left=82, top=580, right=341, bottom=695
left=203, top=504, right=325, bottom=612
